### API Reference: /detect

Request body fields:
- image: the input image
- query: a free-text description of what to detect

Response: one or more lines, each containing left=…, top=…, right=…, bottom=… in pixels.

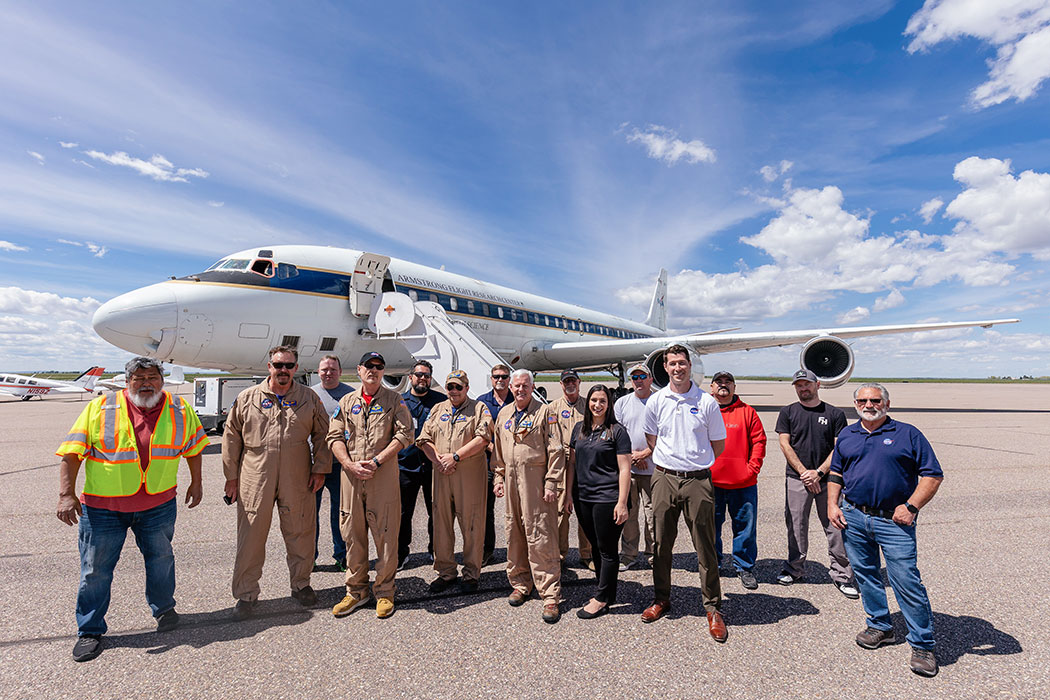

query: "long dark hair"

left=581, top=384, right=618, bottom=437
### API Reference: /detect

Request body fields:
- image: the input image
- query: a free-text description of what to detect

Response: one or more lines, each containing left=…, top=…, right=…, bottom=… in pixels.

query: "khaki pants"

left=784, top=477, right=853, bottom=583
left=505, top=464, right=561, bottom=604
left=651, top=468, right=721, bottom=612
left=433, top=460, right=487, bottom=583
left=341, top=462, right=400, bottom=600
left=232, top=464, right=316, bottom=601
left=557, top=488, right=592, bottom=561
left=620, top=473, right=654, bottom=564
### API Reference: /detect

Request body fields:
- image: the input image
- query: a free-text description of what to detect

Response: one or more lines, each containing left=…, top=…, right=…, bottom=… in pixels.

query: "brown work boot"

left=542, top=603, right=561, bottom=624
left=508, top=589, right=528, bottom=607
left=641, top=600, right=670, bottom=623
left=856, top=626, right=897, bottom=649
left=909, top=648, right=938, bottom=677
left=707, top=611, right=728, bottom=643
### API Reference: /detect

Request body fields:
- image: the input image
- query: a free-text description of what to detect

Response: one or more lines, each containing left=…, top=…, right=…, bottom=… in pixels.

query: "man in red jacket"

left=709, top=372, right=766, bottom=590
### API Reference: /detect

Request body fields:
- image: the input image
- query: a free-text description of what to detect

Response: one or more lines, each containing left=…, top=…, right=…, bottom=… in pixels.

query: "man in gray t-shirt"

left=312, top=355, right=353, bottom=569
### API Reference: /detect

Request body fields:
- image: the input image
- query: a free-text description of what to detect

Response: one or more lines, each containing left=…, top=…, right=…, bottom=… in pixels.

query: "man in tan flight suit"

left=548, top=368, right=592, bottom=568
left=492, top=369, right=564, bottom=624
left=417, top=370, right=493, bottom=593
left=223, top=346, right=331, bottom=619
left=328, top=351, right=413, bottom=619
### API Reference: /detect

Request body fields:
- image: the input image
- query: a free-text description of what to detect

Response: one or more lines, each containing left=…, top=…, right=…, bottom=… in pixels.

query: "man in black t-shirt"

left=775, top=370, right=857, bottom=598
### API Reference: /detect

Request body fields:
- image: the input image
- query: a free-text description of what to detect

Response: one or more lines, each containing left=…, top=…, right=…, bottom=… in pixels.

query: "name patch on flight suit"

left=261, top=398, right=274, bottom=409
left=281, top=399, right=297, bottom=408
left=454, top=414, right=467, bottom=423
left=351, top=405, right=363, bottom=415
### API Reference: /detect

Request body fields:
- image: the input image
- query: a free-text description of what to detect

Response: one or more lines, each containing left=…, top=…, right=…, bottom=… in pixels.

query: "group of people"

left=56, top=347, right=944, bottom=677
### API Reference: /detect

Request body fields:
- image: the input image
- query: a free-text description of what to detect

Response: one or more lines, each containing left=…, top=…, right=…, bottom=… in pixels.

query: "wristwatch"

left=905, top=502, right=919, bottom=515
left=453, top=453, right=461, bottom=463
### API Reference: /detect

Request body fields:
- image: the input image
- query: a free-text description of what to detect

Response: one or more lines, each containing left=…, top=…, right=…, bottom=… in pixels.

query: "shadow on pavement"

left=887, top=611, right=1022, bottom=667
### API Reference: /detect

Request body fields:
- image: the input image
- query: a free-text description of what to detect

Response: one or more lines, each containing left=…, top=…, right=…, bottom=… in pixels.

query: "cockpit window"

left=276, top=262, right=299, bottom=279
left=250, top=259, right=274, bottom=277
left=218, top=259, right=251, bottom=270
left=206, top=259, right=226, bottom=271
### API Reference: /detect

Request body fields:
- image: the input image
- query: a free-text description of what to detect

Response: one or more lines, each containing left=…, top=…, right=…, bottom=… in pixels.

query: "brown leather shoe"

left=508, top=590, right=527, bottom=607
left=641, top=600, right=670, bottom=623
left=707, top=611, right=728, bottom=643
left=541, top=603, right=561, bottom=624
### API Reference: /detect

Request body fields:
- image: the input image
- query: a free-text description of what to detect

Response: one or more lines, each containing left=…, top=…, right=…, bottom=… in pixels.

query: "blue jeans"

left=315, top=467, right=346, bottom=562
left=76, top=499, right=177, bottom=636
left=714, top=484, right=757, bottom=571
left=842, top=501, right=935, bottom=649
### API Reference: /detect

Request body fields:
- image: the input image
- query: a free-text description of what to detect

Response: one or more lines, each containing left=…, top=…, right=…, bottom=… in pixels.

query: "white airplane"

left=91, top=245, right=1018, bottom=396
left=0, top=366, right=106, bottom=401
left=95, top=365, right=187, bottom=392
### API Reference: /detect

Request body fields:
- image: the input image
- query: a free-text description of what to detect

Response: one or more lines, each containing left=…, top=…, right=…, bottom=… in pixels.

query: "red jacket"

left=710, top=396, right=766, bottom=489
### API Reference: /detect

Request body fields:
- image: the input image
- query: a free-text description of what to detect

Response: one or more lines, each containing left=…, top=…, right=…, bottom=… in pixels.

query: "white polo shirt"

left=643, top=382, right=726, bottom=472
left=614, top=391, right=654, bottom=476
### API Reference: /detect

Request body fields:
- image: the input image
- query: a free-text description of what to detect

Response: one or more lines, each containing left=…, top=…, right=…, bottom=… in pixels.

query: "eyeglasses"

left=491, top=374, right=510, bottom=381
left=630, top=373, right=649, bottom=381
left=855, top=398, right=883, bottom=405
left=446, top=384, right=464, bottom=391
left=412, top=372, right=432, bottom=378
left=271, top=362, right=296, bottom=370
left=363, top=363, right=384, bottom=370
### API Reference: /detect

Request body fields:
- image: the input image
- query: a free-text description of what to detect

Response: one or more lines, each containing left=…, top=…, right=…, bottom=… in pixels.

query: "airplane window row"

left=207, top=258, right=299, bottom=280
left=400, top=286, right=647, bottom=339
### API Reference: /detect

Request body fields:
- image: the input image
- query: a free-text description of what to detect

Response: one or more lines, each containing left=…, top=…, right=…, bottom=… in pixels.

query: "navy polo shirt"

left=398, top=389, right=447, bottom=473
left=831, top=417, right=943, bottom=513
left=477, top=389, right=513, bottom=466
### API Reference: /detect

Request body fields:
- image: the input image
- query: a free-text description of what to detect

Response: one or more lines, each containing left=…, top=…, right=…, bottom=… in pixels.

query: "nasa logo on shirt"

left=689, top=406, right=699, bottom=415
left=351, top=404, right=363, bottom=415
left=883, top=438, right=894, bottom=446
left=561, top=409, right=571, bottom=419
left=440, top=413, right=451, bottom=422
left=261, top=398, right=274, bottom=409
left=504, top=419, right=512, bottom=431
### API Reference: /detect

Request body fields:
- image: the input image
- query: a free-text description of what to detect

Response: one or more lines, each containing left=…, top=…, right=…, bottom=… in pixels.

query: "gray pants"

left=652, top=468, right=721, bottom=612
left=620, top=473, right=654, bottom=564
left=783, top=477, right=853, bottom=583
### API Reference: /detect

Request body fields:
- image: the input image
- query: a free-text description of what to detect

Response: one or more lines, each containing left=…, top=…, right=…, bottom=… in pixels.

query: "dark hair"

left=413, top=359, right=434, bottom=373
left=320, top=354, right=341, bottom=369
left=664, top=344, right=690, bottom=364
left=581, top=384, right=618, bottom=437
left=269, top=345, right=299, bottom=362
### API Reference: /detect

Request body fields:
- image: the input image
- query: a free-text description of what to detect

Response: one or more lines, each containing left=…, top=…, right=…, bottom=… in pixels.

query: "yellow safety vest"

left=56, top=391, right=208, bottom=497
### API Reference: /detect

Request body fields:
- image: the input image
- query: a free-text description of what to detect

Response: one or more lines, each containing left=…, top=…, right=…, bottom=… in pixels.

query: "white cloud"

left=874, top=288, right=906, bottom=312
left=760, top=160, right=794, bottom=182
left=83, top=149, right=209, bottom=183
left=918, top=197, right=943, bottom=223
left=838, top=306, right=871, bottom=323
left=905, top=0, right=1050, bottom=108
left=27, top=150, right=44, bottom=164
left=0, top=286, right=100, bottom=317
left=0, top=240, right=28, bottom=252
left=59, top=141, right=78, bottom=148
left=944, top=156, right=1050, bottom=260
left=56, top=238, right=109, bottom=258
left=0, top=288, right=117, bottom=370
left=207, top=200, right=224, bottom=208
left=624, top=124, right=716, bottom=166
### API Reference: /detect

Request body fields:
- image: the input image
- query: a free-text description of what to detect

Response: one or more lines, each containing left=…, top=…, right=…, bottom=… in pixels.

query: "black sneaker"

left=481, top=551, right=494, bottom=567
left=460, top=579, right=479, bottom=593
left=156, top=609, right=180, bottom=632
left=292, top=586, right=317, bottom=607
left=737, top=568, right=758, bottom=590
left=72, top=634, right=102, bottom=662
left=910, top=648, right=939, bottom=677
left=233, top=599, right=256, bottom=621
left=428, top=577, right=457, bottom=594
left=776, top=572, right=801, bottom=586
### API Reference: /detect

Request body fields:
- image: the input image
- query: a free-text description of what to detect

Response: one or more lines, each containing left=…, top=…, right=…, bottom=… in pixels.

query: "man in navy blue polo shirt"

left=827, top=383, right=944, bottom=678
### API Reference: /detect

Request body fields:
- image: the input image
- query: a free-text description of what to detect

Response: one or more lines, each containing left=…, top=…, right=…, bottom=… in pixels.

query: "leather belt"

left=654, top=465, right=711, bottom=480
left=846, top=498, right=895, bottom=520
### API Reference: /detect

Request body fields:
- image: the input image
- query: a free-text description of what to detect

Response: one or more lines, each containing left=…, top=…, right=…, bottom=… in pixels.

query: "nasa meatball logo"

left=440, top=414, right=451, bottom=422
left=261, top=398, right=274, bottom=409
left=504, top=420, right=512, bottom=430
left=689, top=406, right=699, bottom=415
left=561, top=409, right=571, bottom=419
left=351, top=404, right=363, bottom=415
left=883, top=438, right=894, bottom=446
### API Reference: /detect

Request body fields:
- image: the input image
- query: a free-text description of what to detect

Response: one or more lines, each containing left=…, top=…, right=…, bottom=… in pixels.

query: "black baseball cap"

left=711, top=371, right=735, bottom=383
left=359, top=352, right=385, bottom=366
left=560, top=369, right=580, bottom=381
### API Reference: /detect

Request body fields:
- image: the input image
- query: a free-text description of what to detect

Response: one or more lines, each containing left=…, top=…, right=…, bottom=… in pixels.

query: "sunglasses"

left=446, top=383, right=464, bottom=391
left=855, top=398, right=883, bottom=405
left=412, top=372, right=432, bottom=378
left=491, top=374, right=510, bottom=380
left=271, top=362, right=296, bottom=370
left=630, top=373, right=649, bottom=381
left=363, top=363, right=385, bottom=370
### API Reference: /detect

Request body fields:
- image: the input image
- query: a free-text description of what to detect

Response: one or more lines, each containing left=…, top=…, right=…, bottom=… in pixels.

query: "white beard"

left=128, top=387, right=163, bottom=409
left=861, top=406, right=888, bottom=422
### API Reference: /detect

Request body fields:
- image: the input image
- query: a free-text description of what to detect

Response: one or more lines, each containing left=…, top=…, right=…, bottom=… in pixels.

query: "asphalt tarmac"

left=1, top=381, right=1047, bottom=699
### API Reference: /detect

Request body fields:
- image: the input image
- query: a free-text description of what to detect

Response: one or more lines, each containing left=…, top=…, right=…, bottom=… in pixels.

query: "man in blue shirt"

left=828, top=383, right=944, bottom=678
left=476, top=363, right=514, bottom=566
left=397, top=360, right=446, bottom=569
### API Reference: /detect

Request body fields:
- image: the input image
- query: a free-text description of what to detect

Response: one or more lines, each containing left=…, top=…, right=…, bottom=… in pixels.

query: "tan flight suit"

left=327, top=385, right=413, bottom=601
left=417, top=398, right=493, bottom=584
left=549, top=394, right=592, bottom=561
left=223, top=381, right=331, bottom=602
left=493, top=399, right=564, bottom=604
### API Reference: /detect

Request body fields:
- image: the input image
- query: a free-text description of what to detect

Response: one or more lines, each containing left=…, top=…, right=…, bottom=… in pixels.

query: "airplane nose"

left=92, top=283, right=179, bottom=357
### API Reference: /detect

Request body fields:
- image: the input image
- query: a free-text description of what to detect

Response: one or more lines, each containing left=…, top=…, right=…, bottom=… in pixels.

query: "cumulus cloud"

left=27, top=150, right=45, bottom=164
left=616, top=158, right=1042, bottom=326
left=57, top=238, right=109, bottom=258
left=760, top=160, right=794, bottom=182
left=624, top=124, right=716, bottom=166
left=0, top=240, right=28, bottom=252
left=918, top=197, right=944, bottom=223
left=905, top=0, right=1050, bottom=108
left=838, top=306, right=871, bottom=323
left=0, top=289, right=115, bottom=370
left=59, top=141, right=78, bottom=148
left=83, top=149, right=209, bottom=182
left=0, top=286, right=101, bottom=317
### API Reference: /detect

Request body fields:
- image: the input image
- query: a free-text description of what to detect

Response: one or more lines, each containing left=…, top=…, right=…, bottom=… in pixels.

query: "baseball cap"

left=446, top=369, right=468, bottom=386
left=711, top=371, right=735, bottom=383
left=627, top=363, right=649, bottom=376
left=560, top=369, right=580, bottom=381
left=792, top=369, right=818, bottom=384
left=359, top=351, right=385, bottom=366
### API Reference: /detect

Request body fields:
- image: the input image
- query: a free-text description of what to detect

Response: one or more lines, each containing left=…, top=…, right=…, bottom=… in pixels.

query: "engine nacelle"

left=800, top=335, right=854, bottom=389
left=644, top=346, right=705, bottom=389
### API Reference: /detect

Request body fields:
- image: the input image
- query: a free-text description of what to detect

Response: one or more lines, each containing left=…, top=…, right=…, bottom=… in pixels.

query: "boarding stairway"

left=367, top=292, right=509, bottom=399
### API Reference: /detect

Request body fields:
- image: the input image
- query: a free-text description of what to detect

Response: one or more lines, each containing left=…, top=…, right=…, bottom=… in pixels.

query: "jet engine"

left=644, top=346, right=705, bottom=389
left=799, top=335, right=854, bottom=388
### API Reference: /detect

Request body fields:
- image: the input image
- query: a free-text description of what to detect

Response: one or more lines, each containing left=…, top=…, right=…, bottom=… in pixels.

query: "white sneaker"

left=836, top=581, right=860, bottom=599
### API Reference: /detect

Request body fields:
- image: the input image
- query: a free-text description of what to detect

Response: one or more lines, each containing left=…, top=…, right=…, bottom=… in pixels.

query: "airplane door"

left=349, top=253, right=392, bottom=317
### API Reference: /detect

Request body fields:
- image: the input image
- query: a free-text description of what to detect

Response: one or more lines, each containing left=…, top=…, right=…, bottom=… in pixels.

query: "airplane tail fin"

left=74, top=366, right=106, bottom=390
left=644, top=268, right=668, bottom=332
left=167, top=366, right=185, bottom=385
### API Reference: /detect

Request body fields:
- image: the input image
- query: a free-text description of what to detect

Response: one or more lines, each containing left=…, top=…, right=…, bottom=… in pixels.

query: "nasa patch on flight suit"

left=504, top=419, right=513, bottom=431
left=351, top=404, right=363, bottom=415
left=261, top=398, right=274, bottom=409
left=560, top=409, right=571, bottom=419
left=440, top=413, right=451, bottom=422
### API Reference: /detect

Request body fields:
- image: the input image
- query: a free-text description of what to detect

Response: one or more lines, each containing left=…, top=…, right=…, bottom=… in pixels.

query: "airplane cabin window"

left=408, top=290, right=418, bottom=301
left=497, top=307, right=504, bottom=319
left=467, top=300, right=475, bottom=314
left=28, top=380, right=37, bottom=385
left=18, top=378, right=26, bottom=384
left=250, top=259, right=273, bottom=276
left=429, top=293, right=438, bottom=303
left=543, top=315, right=549, bottom=326
left=482, top=303, right=490, bottom=316
left=281, top=335, right=300, bottom=348
left=276, top=263, right=299, bottom=279
left=449, top=297, right=458, bottom=311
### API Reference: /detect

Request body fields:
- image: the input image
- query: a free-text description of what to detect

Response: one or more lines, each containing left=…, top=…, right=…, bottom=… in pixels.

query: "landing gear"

left=609, top=362, right=631, bottom=402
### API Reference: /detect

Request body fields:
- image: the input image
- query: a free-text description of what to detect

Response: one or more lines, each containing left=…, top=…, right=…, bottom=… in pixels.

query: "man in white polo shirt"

left=641, top=344, right=728, bottom=643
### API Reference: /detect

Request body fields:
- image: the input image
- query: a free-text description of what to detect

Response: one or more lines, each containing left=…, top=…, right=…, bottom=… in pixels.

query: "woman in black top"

left=567, top=384, right=631, bottom=618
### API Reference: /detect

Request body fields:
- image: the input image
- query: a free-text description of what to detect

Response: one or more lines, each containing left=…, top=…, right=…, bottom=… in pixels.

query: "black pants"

left=574, top=499, right=625, bottom=604
left=484, top=468, right=496, bottom=558
left=398, top=467, right=433, bottom=564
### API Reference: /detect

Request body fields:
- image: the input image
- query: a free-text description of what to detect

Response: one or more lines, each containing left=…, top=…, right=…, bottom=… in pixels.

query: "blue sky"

left=1, top=1, right=1048, bottom=377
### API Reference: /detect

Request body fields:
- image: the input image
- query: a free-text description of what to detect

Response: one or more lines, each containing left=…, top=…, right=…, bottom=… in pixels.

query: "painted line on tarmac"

left=0, top=462, right=59, bottom=477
